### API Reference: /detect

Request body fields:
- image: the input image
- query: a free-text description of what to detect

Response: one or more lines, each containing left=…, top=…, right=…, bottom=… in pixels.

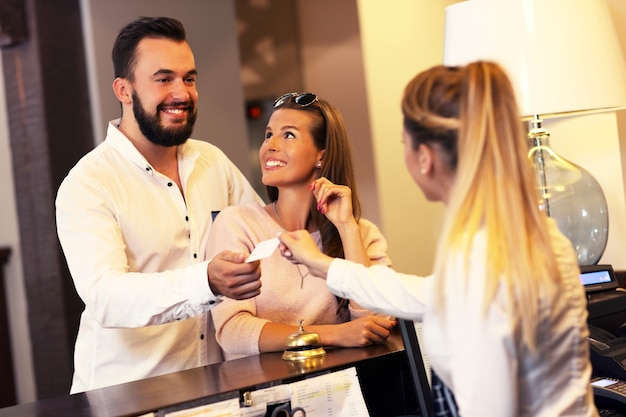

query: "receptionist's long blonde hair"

left=401, top=61, right=562, bottom=350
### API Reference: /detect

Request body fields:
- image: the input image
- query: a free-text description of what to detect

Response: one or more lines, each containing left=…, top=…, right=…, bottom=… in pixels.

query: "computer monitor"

left=398, top=319, right=434, bottom=417
left=580, top=264, right=618, bottom=293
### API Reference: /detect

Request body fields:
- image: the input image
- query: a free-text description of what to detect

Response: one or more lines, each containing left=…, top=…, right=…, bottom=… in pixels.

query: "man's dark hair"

left=112, top=16, right=187, bottom=81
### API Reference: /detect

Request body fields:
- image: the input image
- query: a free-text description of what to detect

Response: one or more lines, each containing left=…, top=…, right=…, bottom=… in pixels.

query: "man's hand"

left=207, top=251, right=261, bottom=299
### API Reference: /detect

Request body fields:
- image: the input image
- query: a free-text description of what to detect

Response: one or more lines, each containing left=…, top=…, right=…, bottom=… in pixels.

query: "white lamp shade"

left=443, top=0, right=626, bottom=117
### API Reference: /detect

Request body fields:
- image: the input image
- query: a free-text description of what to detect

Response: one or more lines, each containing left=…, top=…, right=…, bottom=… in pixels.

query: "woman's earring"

left=316, top=161, right=322, bottom=168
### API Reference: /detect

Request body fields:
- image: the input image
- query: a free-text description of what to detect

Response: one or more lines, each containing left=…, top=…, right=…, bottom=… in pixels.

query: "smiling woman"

left=205, top=92, right=395, bottom=361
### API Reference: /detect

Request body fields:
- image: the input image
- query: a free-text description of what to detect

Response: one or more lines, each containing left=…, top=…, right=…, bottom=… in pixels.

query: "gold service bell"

left=282, top=320, right=326, bottom=361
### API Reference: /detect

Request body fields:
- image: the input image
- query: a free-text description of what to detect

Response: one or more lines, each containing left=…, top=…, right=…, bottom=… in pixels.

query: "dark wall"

left=1, top=0, right=92, bottom=399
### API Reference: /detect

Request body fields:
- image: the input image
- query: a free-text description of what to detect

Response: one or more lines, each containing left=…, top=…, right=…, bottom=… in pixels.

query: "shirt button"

left=185, top=216, right=189, bottom=221
left=209, top=300, right=215, bottom=305
left=200, top=334, right=205, bottom=340
left=145, top=167, right=151, bottom=172
left=193, top=253, right=198, bottom=259
left=167, top=182, right=173, bottom=187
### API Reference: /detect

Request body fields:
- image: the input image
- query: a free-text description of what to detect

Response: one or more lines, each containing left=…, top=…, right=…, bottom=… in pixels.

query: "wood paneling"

left=0, top=248, right=15, bottom=407
left=1, top=0, right=92, bottom=399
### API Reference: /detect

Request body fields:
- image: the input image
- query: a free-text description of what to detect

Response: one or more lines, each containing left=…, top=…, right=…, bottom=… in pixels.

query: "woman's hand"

left=310, top=177, right=356, bottom=227
left=278, top=230, right=333, bottom=279
left=321, top=315, right=396, bottom=347
left=309, top=177, right=369, bottom=266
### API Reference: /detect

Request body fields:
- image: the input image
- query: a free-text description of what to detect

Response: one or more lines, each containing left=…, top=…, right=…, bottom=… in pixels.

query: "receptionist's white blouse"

left=325, top=219, right=597, bottom=417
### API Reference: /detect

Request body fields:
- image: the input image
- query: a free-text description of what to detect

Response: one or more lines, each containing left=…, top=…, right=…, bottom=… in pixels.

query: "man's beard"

left=132, top=92, right=197, bottom=147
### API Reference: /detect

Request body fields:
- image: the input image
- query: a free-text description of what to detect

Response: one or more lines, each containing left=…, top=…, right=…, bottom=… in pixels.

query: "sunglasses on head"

left=273, top=92, right=318, bottom=108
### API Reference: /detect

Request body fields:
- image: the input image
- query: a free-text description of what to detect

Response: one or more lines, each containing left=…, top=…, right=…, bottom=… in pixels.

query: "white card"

left=246, top=237, right=280, bottom=262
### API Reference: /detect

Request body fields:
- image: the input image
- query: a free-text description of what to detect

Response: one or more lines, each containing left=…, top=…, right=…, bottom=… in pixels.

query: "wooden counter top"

left=0, top=331, right=409, bottom=417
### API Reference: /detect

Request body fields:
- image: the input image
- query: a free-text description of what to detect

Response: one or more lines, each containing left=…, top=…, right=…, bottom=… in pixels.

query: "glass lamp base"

left=528, top=117, right=608, bottom=265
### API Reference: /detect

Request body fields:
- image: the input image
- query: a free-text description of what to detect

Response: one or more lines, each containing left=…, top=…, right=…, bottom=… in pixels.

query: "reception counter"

left=0, top=331, right=417, bottom=417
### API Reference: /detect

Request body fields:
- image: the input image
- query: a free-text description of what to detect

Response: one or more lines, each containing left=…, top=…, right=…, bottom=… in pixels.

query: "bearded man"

left=55, top=16, right=263, bottom=393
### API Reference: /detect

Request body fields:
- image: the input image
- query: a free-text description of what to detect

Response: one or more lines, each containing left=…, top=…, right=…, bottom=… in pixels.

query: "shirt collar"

left=105, top=118, right=199, bottom=176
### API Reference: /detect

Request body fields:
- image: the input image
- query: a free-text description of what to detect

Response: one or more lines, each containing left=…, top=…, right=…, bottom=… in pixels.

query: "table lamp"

left=443, top=0, right=626, bottom=265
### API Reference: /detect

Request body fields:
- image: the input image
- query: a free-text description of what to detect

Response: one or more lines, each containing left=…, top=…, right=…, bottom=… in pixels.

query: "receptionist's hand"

left=278, top=230, right=333, bottom=279
left=207, top=251, right=261, bottom=300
